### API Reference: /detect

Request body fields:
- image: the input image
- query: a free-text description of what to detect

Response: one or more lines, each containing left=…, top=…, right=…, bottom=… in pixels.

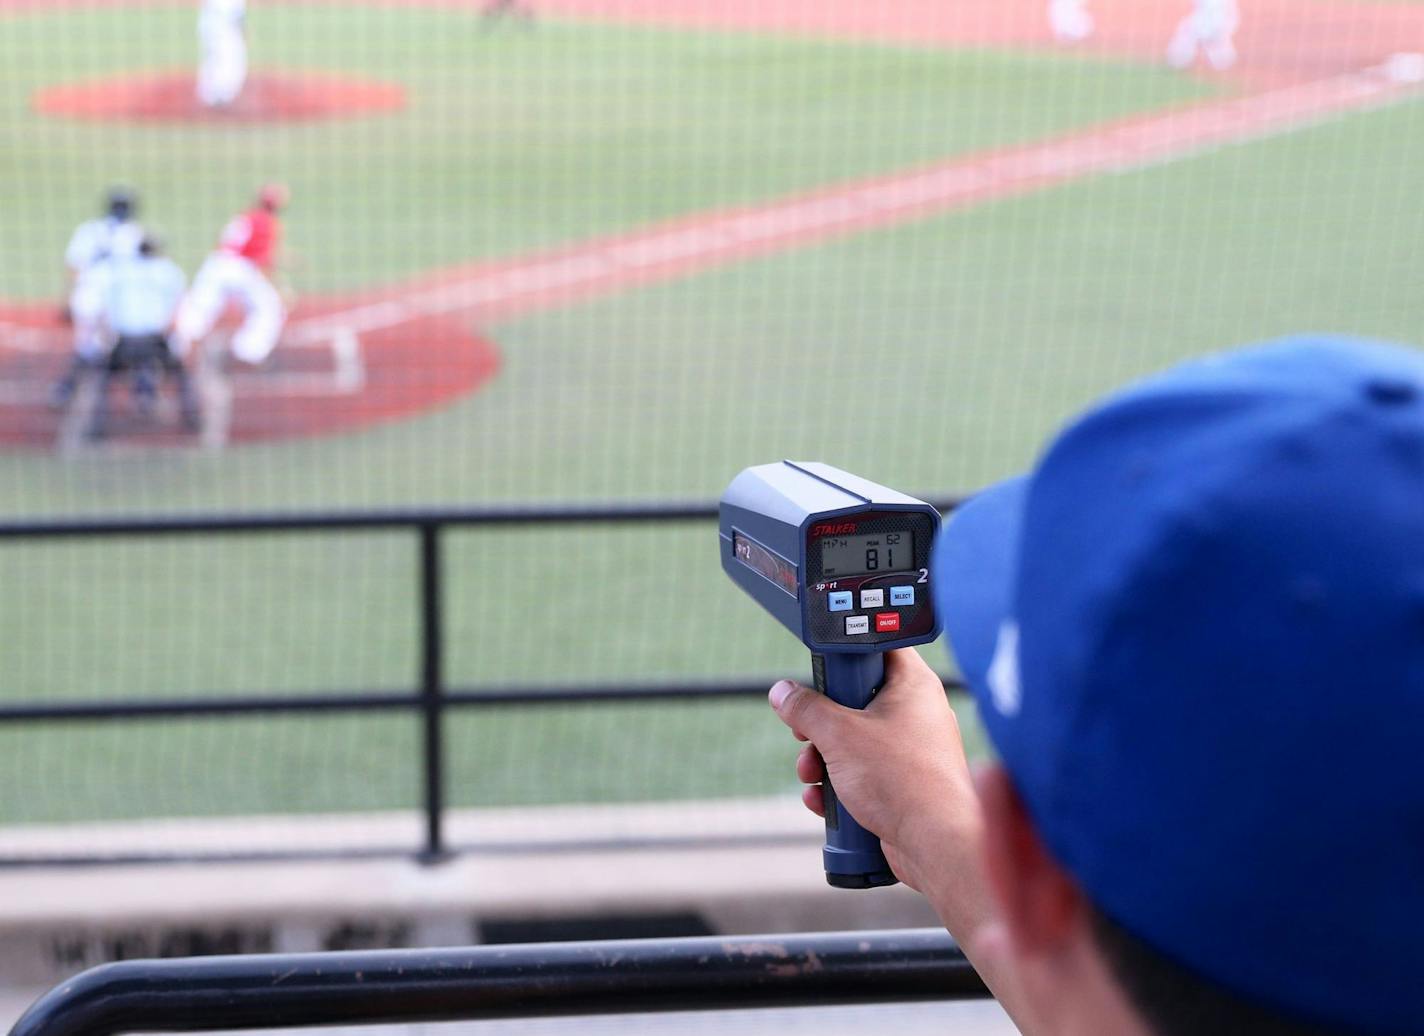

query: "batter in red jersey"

left=176, top=183, right=289, bottom=365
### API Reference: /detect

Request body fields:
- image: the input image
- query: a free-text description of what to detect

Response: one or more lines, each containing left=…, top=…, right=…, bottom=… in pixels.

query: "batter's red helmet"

left=258, top=183, right=290, bottom=211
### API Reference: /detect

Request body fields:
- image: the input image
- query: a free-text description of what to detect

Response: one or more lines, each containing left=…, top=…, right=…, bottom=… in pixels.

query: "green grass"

left=4, top=4, right=1422, bottom=826
left=0, top=5, right=1212, bottom=298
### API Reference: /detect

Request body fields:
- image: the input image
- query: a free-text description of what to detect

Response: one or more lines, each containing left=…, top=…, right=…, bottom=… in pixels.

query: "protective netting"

left=1, top=0, right=1422, bottom=852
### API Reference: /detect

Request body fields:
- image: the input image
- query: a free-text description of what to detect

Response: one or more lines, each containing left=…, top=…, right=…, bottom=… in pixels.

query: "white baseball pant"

left=198, top=13, right=247, bottom=107
left=177, top=252, right=284, bottom=364
left=1168, top=0, right=1240, bottom=70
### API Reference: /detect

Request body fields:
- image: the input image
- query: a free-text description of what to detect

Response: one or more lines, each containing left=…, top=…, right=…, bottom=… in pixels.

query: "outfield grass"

left=3, top=4, right=1422, bottom=826
left=0, top=5, right=1213, bottom=299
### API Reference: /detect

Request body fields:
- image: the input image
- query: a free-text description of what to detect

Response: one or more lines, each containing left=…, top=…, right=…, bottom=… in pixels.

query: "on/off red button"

left=875, top=612, right=900, bottom=633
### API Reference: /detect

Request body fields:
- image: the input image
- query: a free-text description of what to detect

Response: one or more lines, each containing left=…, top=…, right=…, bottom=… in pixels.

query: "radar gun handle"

left=813, top=652, right=899, bottom=889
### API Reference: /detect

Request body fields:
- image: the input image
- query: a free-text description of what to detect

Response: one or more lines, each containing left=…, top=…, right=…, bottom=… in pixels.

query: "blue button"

left=890, top=586, right=915, bottom=607
left=828, top=591, right=853, bottom=612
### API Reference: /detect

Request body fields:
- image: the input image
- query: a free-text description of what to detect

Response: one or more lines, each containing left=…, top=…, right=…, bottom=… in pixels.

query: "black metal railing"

left=8, top=929, right=990, bottom=1036
left=0, top=498, right=963, bottom=865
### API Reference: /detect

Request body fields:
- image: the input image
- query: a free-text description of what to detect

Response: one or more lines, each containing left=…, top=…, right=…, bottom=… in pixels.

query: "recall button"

left=860, top=588, right=885, bottom=609
left=845, top=616, right=870, bottom=636
left=828, top=591, right=853, bottom=613
left=875, top=612, right=900, bottom=633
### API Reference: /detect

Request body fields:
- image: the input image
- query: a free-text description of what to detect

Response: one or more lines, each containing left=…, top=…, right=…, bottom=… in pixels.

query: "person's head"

left=138, top=233, right=163, bottom=258
left=933, top=336, right=1424, bottom=1035
left=257, top=182, right=289, bottom=213
left=106, top=185, right=136, bottom=222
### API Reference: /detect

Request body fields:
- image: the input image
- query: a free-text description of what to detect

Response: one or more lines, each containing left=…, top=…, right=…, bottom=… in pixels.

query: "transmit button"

left=875, top=612, right=900, bottom=633
left=860, top=589, right=885, bottom=609
left=890, top=586, right=915, bottom=607
left=845, top=616, right=870, bottom=636
left=828, top=591, right=853, bottom=613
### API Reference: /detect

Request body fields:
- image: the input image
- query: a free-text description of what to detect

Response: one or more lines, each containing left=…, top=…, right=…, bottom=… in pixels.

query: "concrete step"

left=2, top=993, right=1020, bottom=1036
left=0, top=797, right=817, bottom=861
left=0, top=798, right=942, bottom=987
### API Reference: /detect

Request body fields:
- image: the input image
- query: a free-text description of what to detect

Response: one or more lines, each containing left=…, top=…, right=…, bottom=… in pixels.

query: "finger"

left=801, top=784, right=826, bottom=818
left=873, top=647, right=945, bottom=711
left=769, top=679, right=849, bottom=743
left=796, top=744, right=825, bottom=784
left=883, top=646, right=935, bottom=683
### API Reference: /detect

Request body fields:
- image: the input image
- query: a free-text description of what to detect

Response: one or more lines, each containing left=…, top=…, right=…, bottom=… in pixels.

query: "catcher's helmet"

left=106, top=186, right=137, bottom=220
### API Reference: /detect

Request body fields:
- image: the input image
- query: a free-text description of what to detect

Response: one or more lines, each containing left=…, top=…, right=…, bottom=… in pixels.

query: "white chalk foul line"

left=287, top=61, right=1424, bottom=343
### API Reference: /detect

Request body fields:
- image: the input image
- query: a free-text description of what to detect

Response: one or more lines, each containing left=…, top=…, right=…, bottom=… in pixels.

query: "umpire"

left=91, top=234, right=200, bottom=439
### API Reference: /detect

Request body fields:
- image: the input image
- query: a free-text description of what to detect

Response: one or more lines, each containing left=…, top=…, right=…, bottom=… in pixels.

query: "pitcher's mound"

left=36, top=70, right=406, bottom=125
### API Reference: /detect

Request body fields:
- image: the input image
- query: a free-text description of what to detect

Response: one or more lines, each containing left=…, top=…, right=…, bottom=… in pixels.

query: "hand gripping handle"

left=812, top=652, right=898, bottom=889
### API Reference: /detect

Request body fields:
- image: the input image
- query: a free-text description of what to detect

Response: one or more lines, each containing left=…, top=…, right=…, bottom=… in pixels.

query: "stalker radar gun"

left=719, top=462, right=941, bottom=889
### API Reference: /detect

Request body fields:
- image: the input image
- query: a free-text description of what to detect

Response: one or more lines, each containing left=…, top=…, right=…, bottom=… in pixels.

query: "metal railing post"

left=0, top=497, right=967, bottom=866
left=418, top=522, right=447, bottom=863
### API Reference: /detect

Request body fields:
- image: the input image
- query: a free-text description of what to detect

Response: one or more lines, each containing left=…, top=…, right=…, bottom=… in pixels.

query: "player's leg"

left=209, top=29, right=236, bottom=107
left=1167, top=2, right=1202, bottom=69
left=231, top=31, right=248, bottom=102
left=197, top=16, right=221, bottom=105
left=212, top=26, right=248, bottom=106
left=87, top=336, right=128, bottom=439
left=1201, top=0, right=1239, bottom=70
left=52, top=287, right=107, bottom=409
left=160, top=332, right=201, bottom=432
left=128, top=333, right=166, bottom=419
left=174, top=256, right=227, bottom=358
left=1049, top=0, right=1093, bottom=43
left=50, top=351, right=101, bottom=410
left=230, top=269, right=286, bottom=366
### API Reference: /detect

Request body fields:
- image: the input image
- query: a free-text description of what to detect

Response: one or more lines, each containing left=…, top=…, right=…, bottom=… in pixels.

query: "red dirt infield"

left=0, top=304, right=501, bottom=448
left=35, top=70, right=406, bottom=125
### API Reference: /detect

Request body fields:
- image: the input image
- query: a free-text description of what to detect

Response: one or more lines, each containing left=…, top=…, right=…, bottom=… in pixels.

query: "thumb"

left=769, top=679, right=848, bottom=742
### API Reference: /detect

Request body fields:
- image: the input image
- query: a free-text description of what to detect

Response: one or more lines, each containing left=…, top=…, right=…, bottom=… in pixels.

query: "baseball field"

left=2, top=0, right=1423, bottom=832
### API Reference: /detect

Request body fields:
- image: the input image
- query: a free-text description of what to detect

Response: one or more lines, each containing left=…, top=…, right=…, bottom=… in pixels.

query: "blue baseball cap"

left=933, top=335, right=1424, bottom=1034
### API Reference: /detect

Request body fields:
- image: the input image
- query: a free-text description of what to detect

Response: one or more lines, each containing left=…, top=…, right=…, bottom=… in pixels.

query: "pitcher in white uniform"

left=198, top=0, right=248, bottom=108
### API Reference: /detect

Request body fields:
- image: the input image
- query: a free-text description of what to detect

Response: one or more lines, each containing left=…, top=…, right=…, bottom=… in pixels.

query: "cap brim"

left=932, top=475, right=1028, bottom=716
